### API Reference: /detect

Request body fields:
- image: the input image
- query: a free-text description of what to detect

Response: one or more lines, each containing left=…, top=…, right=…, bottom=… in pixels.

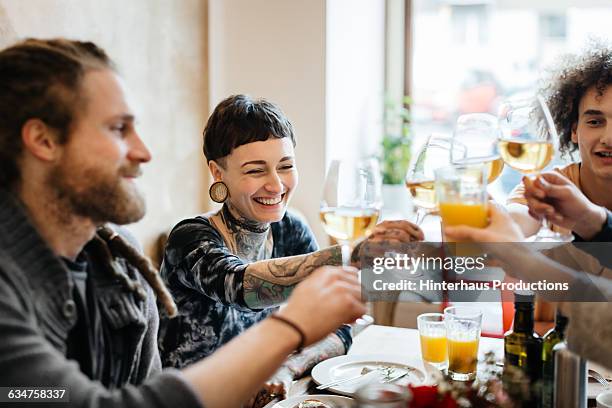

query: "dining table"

left=264, top=324, right=612, bottom=407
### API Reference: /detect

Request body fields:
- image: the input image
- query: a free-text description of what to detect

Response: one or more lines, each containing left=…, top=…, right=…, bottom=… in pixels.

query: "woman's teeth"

left=254, top=197, right=282, bottom=205
left=596, top=151, right=612, bottom=157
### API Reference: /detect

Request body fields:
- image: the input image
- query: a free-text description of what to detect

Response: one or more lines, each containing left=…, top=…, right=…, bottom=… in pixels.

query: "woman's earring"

left=209, top=181, right=229, bottom=203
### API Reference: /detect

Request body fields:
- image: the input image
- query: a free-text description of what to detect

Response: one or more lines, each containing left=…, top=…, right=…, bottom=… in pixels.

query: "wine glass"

left=497, top=94, right=572, bottom=242
left=320, top=158, right=382, bottom=265
left=451, top=113, right=504, bottom=184
left=405, top=133, right=465, bottom=225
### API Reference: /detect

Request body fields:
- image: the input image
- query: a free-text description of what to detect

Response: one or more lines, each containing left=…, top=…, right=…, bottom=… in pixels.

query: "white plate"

left=272, top=395, right=355, bottom=408
left=311, top=354, right=437, bottom=397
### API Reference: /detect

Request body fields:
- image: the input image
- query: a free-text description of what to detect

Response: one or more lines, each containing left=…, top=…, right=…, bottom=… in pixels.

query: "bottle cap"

left=514, top=290, right=535, bottom=304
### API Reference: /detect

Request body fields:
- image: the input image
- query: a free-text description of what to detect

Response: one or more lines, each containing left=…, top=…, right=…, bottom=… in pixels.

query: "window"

left=406, top=0, right=612, bottom=201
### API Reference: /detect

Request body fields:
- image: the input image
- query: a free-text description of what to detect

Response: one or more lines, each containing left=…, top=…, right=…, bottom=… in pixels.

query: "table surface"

left=264, top=325, right=609, bottom=407
left=349, top=324, right=503, bottom=360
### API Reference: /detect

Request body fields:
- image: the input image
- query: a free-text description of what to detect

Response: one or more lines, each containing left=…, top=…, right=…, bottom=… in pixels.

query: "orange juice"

left=439, top=202, right=488, bottom=228
left=419, top=335, right=448, bottom=363
left=447, top=338, right=479, bottom=374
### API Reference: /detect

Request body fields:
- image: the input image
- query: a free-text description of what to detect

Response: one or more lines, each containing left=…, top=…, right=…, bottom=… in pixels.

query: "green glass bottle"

left=504, top=291, right=543, bottom=405
left=541, top=309, right=568, bottom=408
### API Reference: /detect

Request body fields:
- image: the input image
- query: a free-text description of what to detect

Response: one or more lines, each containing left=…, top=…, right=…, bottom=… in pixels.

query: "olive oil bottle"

left=541, top=309, right=568, bottom=408
left=504, top=291, right=543, bottom=405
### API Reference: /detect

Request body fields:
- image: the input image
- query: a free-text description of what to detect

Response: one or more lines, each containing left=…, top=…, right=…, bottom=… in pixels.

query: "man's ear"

left=570, top=122, right=578, bottom=144
left=208, top=160, right=224, bottom=181
left=21, top=119, right=62, bottom=162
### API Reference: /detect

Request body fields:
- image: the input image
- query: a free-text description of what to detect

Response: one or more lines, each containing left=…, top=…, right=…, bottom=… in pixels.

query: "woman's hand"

left=444, top=203, right=525, bottom=243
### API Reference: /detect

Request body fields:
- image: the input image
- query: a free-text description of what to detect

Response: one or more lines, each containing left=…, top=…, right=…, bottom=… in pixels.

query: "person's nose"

left=127, top=130, right=152, bottom=163
left=602, top=121, right=612, bottom=147
left=265, top=171, right=284, bottom=194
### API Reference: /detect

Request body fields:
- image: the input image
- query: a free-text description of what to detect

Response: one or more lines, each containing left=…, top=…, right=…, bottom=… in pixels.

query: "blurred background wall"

left=0, top=0, right=210, bottom=258
left=0, top=0, right=386, bottom=253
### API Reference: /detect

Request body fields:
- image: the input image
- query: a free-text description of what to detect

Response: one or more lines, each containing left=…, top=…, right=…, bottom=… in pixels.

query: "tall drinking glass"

left=497, top=95, right=572, bottom=242
left=435, top=164, right=489, bottom=234
left=444, top=306, right=482, bottom=381
left=417, top=313, right=448, bottom=370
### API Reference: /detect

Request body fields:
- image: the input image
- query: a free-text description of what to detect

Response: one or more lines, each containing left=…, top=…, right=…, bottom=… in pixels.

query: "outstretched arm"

left=243, top=219, right=423, bottom=308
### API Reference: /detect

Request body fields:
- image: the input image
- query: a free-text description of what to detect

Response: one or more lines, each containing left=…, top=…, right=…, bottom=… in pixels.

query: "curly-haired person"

left=507, top=41, right=612, bottom=241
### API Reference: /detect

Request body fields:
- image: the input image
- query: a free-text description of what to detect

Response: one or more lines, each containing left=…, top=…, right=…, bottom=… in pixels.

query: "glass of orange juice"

left=444, top=306, right=482, bottom=381
left=435, top=164, right=488, bottom=232
left=417, top=313, right=447, bottom=370
left=435, top=164, right=488, bottom=258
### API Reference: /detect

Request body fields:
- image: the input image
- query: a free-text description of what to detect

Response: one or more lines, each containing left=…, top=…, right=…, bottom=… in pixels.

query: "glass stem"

left=414, top=208, right=428, bottom=226
left=341, top=243, right=352, bottom=267
left=536, top=217, right=556, bottom=238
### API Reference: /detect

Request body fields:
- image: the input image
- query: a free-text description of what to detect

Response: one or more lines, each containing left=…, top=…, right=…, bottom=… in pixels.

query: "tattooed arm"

left=243, top=245, right=342, bottom=308
left=163, top=213, right=423, bottom=311
left=243, top=219, right=424, bottom=309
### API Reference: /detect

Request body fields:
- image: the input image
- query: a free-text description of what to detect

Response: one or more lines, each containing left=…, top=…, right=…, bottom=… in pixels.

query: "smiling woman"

left=158, top=94, right=423, bottom=405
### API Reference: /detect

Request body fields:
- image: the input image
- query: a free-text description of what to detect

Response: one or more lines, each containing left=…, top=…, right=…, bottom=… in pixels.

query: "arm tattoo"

left=243, top=245, right=343, bottom=308
left=283, top=333, right=346, bottom=378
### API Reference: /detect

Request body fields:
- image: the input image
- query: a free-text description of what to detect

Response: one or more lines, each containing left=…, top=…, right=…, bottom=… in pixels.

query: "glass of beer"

left=444, top=306, right=482, bottom=381
left=417, top=313, right=447, bottom=370
left=435, top=164, right=488, bottom=233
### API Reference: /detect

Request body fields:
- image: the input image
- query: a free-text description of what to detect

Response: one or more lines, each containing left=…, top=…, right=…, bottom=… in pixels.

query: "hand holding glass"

left=320, top=158, right=382, bottom=265
left=497, top=95, right=572, bottom=242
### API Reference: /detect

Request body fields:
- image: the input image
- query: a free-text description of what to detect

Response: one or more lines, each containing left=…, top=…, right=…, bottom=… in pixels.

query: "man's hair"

left=541, top=40, right=612, bottom=156
left=0, top=38, right=115, bottom=189
left=202, top=94, right=296, bottom=165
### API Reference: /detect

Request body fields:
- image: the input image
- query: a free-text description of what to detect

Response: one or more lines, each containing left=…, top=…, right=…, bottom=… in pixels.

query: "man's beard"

left=48, top=162, right=146, bottom=225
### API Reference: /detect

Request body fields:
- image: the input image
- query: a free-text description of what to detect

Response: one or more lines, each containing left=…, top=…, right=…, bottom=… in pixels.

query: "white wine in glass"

left=498, top=94, right=572, bottom=242
left=405, top=134, right=462, bottom=225
left=321, top=158, right=382, bottom=265
left=405, top=180, right=437, bottom=211
left=451, top=113, right=504, bottom=184
left=497, top=140, right=554, bottom=174
left=319, top=208, right=380, bottom=244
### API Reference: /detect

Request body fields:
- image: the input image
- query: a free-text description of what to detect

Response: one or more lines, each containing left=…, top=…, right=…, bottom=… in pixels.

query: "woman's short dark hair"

left=541, top=40, right=612, bottom=156
left=203, top=94, right=296, bottom=165
left=0, top=38, right=114, bottom=189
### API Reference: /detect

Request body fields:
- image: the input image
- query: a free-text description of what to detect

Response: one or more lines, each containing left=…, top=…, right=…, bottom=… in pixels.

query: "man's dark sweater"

left=0, top=190, right=202, bottom=408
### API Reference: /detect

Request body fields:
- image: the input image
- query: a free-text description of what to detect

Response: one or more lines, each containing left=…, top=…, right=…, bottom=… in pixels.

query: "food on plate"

left=295, top=399, right=332, bottom=408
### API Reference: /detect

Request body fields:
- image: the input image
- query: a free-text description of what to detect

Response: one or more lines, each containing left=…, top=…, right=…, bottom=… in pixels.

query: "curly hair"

left=541, top=40, right=612, bottom=156
left=0, top=38, right=115, bottom=189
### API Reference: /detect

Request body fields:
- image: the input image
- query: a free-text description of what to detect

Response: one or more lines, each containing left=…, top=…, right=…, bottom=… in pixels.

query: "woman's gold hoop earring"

left=209, top=181, right=229, bottom=203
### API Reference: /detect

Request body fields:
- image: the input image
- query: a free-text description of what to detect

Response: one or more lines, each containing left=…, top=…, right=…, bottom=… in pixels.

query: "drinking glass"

left=444, top=306, right=482, bottom=381
left=417, top=313, right=448, bottom=370
left=497, top=95, right=572, bottom=242
left=405, top=134, right=465, bottom=225
left=320, top=158, right=382, bottom=265
left=451, top=113, right=504, bottom=184
left=435, top=164, right=489, bottom=233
